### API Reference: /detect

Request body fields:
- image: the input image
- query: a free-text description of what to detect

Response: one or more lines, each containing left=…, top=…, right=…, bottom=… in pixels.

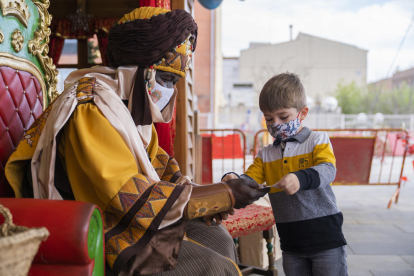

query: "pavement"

left=334, top=183, right=414, bottom=276
left=264, top=183, right=414, bottom=276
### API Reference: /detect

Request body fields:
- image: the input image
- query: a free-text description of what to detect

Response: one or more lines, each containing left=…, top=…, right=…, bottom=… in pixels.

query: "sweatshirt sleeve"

left=292, top=132, right=336, bottom=190
left=243, top=149, right=266, bottom=185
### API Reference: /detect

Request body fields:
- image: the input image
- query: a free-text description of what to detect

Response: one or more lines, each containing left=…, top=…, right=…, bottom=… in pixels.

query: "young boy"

left=223, top=73, right=348, bottom=275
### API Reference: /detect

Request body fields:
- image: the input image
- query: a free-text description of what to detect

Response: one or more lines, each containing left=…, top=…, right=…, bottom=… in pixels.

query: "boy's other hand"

left=226, top=178, right=271, bottom=209
left=222, top=173, right=238, bottom=182
left=275, top=173, right=300, bottom=195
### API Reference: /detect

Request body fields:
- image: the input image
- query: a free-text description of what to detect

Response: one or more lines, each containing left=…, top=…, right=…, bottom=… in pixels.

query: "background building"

left=193, top=1, right=223, bottom=128
left=372, top=67, right=414, bottom=91
left=219, top=33, right=368, bottom=131
left=240, top=33, right=367, bottom=102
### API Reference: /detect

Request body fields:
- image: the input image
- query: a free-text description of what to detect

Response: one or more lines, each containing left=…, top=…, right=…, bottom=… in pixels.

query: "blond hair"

left=259, top=72, right=306, bottom=112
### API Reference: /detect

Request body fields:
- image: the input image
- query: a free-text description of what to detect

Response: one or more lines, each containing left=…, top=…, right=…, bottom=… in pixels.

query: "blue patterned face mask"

left=267, top=111, right=302, bottom=145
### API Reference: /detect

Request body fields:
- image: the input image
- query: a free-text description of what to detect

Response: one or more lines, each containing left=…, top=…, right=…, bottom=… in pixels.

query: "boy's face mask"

left=150, top=81, right=175, bottom=111
left=267, top=109, right=303, bottom=144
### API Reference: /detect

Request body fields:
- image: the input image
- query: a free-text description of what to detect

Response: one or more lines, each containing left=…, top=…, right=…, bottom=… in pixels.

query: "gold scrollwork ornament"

left=28, top=0, right=59, bottom=102
left=0, top=0, right=31, bottom=28
left=0, top=29, right=4, bottom=44
left=11, top=29, right=24, bottom=52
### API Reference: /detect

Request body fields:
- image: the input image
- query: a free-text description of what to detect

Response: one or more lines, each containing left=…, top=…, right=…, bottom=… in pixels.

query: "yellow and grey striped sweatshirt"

left=242, top=127, right=346, bottom=253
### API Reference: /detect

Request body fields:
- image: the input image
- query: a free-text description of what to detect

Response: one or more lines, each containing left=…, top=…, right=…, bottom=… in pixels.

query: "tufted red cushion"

left=0, top=66, right=44, bottom=197
left=222, top=204, right=275, bottom=238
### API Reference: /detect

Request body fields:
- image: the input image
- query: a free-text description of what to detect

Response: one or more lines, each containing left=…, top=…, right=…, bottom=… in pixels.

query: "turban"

left=106, top=7, right=198, bottom=126
left=107, top=7, right=198, bottom=77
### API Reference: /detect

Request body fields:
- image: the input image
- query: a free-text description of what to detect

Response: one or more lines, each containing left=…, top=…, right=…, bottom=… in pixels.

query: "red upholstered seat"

left=0, top=66, right=44, bottom=197
left=222, top=204, right=275, bottom=238
left=0, top=198, right=104, bottom=276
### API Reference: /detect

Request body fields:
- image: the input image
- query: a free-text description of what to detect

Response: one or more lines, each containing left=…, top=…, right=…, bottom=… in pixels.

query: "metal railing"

left=200, top=129, right=247, bottom=179
left=252, top=128, right=410, bottom=208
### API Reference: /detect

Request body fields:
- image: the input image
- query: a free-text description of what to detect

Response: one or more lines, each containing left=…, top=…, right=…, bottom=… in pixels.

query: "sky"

left=221, top=0, right=414, bottom=83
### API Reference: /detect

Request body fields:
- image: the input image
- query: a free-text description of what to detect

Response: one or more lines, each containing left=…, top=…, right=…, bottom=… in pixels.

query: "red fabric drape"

left=139, top=0, right=175, bottom=156
left=155, top=101, right=176, bottom=156
left=139, top=0, right=156, bottom=6
left=138, top=0, right=171, bottom=17
left=96, top=31, right=109, bottom=66
left=49, top=36, right=65, bottom=65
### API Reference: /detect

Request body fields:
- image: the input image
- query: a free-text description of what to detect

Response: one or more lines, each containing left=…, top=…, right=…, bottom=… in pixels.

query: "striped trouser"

left=148, top=218, right=241, bottom=276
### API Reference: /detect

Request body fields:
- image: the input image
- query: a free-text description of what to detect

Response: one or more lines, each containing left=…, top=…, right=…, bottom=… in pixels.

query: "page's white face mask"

left=150, top=82, right=175, bottom=112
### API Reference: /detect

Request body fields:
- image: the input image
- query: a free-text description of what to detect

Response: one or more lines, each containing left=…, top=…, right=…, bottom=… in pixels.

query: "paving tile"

left=344, top=216, right=360, bottom=224
left=347, top=255, right=414, bottom=271
left=394, top=223, right=414, bottom=233
left=274, top=258, right=285, bottom=276
left=346, top=245, right=356, bottom=255
left=401, top=256, right=414, bottom=268
left=343, top=224, right=410, bottom=243
left=349, top=213, right=383, bottom=224
left=348, top=242, right=414, bottom=255
left=348, top=271, right=374, bottom=276
left=371, top=271, right=414, bottom=276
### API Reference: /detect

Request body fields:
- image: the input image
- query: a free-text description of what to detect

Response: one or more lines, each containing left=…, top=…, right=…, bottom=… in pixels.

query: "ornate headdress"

left=107, top=7, right=197, bottom=77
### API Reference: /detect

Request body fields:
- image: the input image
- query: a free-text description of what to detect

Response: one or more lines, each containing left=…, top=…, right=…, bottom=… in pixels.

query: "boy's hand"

left=275, top=173, right=300, bottom=195
left=222, top=173, right=238, bottom=182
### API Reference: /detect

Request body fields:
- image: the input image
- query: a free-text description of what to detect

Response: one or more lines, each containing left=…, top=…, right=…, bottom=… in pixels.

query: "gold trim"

left=0, top=52, right=47, bottom=110
left=11, top=29, right=24, bottom=52
left=0, top=0, right=31, bottom=28
left=0, top=29, right=4, bottom=43
left=28, top=0, right=58, bottom=102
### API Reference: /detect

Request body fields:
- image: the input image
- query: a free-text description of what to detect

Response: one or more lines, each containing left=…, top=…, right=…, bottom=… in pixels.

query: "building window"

left=56, top=35, right=103, bottom=93
left=58, top=39, right=78, bottom=66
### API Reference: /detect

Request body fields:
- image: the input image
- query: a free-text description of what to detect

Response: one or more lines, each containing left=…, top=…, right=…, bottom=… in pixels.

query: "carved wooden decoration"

left=0, top=0, right=31, bottom=28
left=28, top=0, right=59, bottom=102
left=172, top=0, right=196, bottom=180
left=11, top=29, right=24, bottom=52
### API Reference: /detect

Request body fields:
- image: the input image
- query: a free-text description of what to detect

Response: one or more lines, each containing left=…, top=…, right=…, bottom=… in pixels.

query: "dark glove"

left=204, top=208, right=235, bottom=226
left=226, top=178, right=271, bottom=209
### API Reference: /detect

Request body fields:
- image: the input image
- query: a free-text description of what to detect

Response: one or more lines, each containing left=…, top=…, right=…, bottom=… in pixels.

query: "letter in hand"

left=273, top=173, right=300, bottom=195
left=222, top=173, right=238, bottom=182
left=226, top=178, right=271, bottom=209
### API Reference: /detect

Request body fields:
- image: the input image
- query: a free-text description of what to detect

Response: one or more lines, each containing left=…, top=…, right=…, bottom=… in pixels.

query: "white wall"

left=239, top=33, right=367, bottom=101
left=223, top=58, right=240, bottom=99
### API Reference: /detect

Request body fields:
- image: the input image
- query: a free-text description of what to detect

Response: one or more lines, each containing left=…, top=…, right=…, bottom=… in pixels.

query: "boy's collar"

left=287, top=126, right=311, bottom=144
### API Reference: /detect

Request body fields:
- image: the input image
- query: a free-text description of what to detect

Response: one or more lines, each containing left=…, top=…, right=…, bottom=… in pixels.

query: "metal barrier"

left=252, top=128, right=410, bottom=208
left=200, top=129, right=246, bottom=184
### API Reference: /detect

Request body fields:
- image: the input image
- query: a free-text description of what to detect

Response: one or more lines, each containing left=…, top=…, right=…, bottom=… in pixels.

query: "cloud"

left=221, top=0, right=414, bottom=82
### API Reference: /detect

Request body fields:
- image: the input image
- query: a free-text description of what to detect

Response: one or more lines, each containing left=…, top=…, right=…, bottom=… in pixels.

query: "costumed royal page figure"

left=5, top=7, right=270, bottom=276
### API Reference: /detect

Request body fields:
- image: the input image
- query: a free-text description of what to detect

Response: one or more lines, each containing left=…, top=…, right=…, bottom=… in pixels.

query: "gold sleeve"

left=183, top=183, right=235, bottom=219
left=59, top=102, right=138, bottom=210
left=245, top=156, right=266, bottom=185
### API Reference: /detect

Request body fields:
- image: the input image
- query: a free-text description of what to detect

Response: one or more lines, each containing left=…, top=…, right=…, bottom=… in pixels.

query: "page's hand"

left=226, top=178, right=270, bottom=209
left=204, top=208, right=235, bottom=226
